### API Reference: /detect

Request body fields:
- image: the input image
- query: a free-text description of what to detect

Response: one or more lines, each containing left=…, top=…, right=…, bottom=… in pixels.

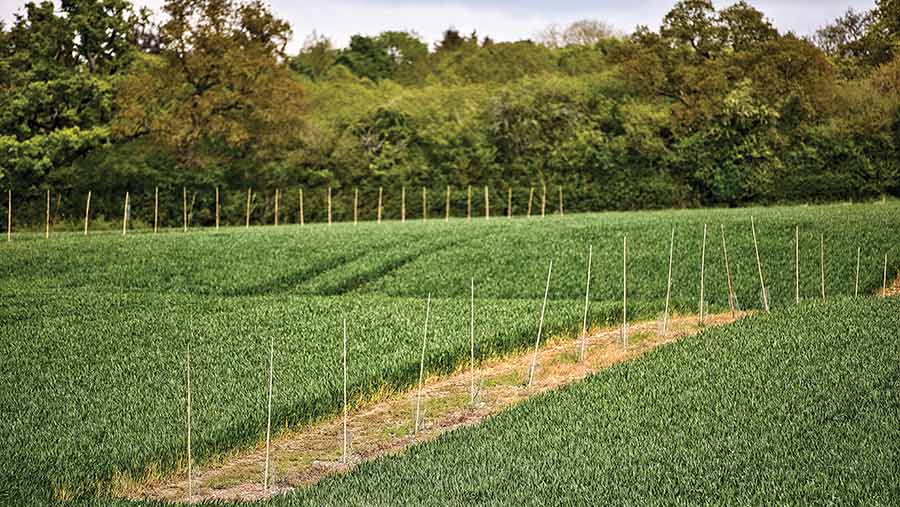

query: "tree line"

left=1, top=0, right=899, bottom=227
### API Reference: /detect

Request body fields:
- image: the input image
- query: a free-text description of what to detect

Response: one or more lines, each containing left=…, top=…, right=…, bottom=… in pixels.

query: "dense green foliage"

left=3, top=0, right=900, bottom=227
left=2, top=203, right=898, bottom=505
left=275, top=296, right=900, bottom=506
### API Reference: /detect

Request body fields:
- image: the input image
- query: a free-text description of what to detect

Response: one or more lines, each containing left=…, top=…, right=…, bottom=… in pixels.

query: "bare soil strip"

left=120, top=311, right=744, bottom=503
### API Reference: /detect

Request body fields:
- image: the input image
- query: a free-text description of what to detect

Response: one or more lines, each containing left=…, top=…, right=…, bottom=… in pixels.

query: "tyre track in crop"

left=124, top=311, right=746, bottom=503
left=221, top=250, right=373, bottom=297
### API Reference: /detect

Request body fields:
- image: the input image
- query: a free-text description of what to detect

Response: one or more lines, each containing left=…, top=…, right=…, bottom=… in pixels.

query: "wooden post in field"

left=527, top=260, right=553, bottom=388
left=422, top=187, right=427, bottom=222
left=299, top=189, right=305, bottom=226
left=855, top=247, right=861, bottom=297
left=795, top=226, right=800, bottom=304
left=467, top=185, right=472, bottom=222
left=580, top=245, right=592, bottom=362
left=274, top=189, right=280, bottom=226
left=751, top=216, right=769, bottom=313
left=246, top=188, right=252, bottom=228
left=327, top=187, right=332, bottom=226
left=820, top=234, right=826, bottom=301
left=401, top=186, right=406, bottom=223
left=377, top=187, right=382, bottom=224
left=122, top=192, right=129, bottom=235
left=662, top=227, right=675, bottom=335
left=342, top=319, right=349, bottom=464
left=699, top=224, right=707, bottom=325
left=484, top=186, right=489, bottom=220
left=527, top=187, right=534, bottom=218
left=182, top=188, right=188, bottom=232
left=469, top=278, right=476, bottom=403
left=354, top=188, right=359, bottom=225
left=263, top=334, right=274, bottom=491
left=558, top=187, right=564, bottom=216
left=83, top=191, right=91, bottom=236
left=154, top=187, right=159, bottom=234
left=186, top=342, right=192, bottom=503
left=6, top=190, right=11, bottom=242
left=622, top=235, right=628, bottom=350
left=414, top=294, right=431, bottom=435
left=45, top=189, right=50, bottom=239
left=215, top=187, right=220, bottom=230
left=541, top=184, right=546, bottom=218
left=507, top=187, right=512, bottom=219
left=884, top=254, right=888, bottom=298
left=445, top=186, right=450, bottom=223
left=721, top=225, right=736, bottom=318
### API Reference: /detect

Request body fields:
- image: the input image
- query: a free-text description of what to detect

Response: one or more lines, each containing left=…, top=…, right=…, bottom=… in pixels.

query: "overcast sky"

left=0, top=0, right=877, bottom=52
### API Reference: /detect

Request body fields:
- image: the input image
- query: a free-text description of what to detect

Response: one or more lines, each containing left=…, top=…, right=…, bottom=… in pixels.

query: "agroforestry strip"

left=3, top=0, right=900, bottom=227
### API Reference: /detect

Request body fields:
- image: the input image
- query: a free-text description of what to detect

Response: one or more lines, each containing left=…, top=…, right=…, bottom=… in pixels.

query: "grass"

left=276, top=297, right=900, bottom=506
left=1, top=202, right=898, bottom=505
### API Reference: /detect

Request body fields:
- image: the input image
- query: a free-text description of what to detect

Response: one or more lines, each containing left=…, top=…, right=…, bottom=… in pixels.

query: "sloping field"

left=1, top=202, right=898, bottom=504
left=278, top=297, right=900, bottom=506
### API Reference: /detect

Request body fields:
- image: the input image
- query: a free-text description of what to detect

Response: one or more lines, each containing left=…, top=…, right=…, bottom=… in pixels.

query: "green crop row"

left=274, top=297, right=900, bottom=506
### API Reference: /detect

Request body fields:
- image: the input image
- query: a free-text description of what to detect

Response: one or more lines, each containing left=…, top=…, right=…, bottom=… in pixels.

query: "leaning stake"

left=820, top=234, right=826, bottom=301
left=342, top=318, right=349, bottom=463
left=662, top=226, right=675, bottom=335
left=484, top=186, right=490, bottom=220
left=154, top=187, right=159, bottom=234
left=377, top=187, right=382, bottom=224
left=414, top=294, right=431, bottom=434
left=751, top=216, right=769, bottom=312
left=45, top=189, right=50, bottom=239
left=263, top=334, right=274, bottom=491
left=122, top=192, right=129, bottom=235
left=855, top=246, right=861, bottom=297
left=622, top=235, right=628, bottom=350
left=469, top=279, right=476, bottom=403
left=527, top=260, right=553, bottom=387
left=246, top=188, right=252, bottom=228
left=182, top=187, right=188, bottom=232
left=795, top=226, right=800, bottom=304
left=580, top=245, right=593, bottom=362
left=84, top=191, right=91, bottom=236
left=186, top=342, right=192, bottom=503
left=215, top=187, right=220, bottom=230
left=884, top=254, right=888, bottom=298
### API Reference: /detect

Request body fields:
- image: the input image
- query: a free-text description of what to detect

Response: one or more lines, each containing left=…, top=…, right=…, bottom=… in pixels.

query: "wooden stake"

left=274, top=189, right=280, bottom=226
left=527, top=187, right=534, bottom=218
left=527, top=260, right=553, bottom=387
left=855, top=246, right=861, bottom=297
left=469, top=278, right=475, bottom=403
left=299, top=189, right=304, bottom=226
left=467, top=185, right=472, bottom=222
left=215, top=187, right=220, bottom=230
left=883, top=254, right=888, bottom=298
left=699, top=224, right=707, bottom=325
left=354, top=188, right=359, bottom=225
left=580, top=245, right=592, bottom=362
left=246, top=188, right=252, bottom=228
left=327, top=187, right=332, bottom=226
left=154, top=187, right=159, bottom=234
left=186, top=342, right=192, bottom=503
left=84, top=191, right=91, bottom=236
left=401, top=186, right=406, bottom=223
left=721, top=225, right=736, bottom=318
left=122, top=192, right=129, bottom=236
left=263, top=334, right=274, bottom=491
left=6, top=190, right=11, bottom=241
left=484, top=186, right=489, bottom=220
left=820, top=234, right=826, bottom=301
left=45, top=189, right=50, bottom=239
left=795, top=226, right=800, bottom=304
left=377, top=187, right=382, bottom=224
left=422, top=187, right=427, bottom=222
left=414, top=294, right=431, bottom=435
left=328, top=187, right=331, bottom=225
left=751, top=217, right=769, bottom=312
left=558, top=187, right=564, bottom=216
left=342, top=318, right=349, bottom=464
left=541, top=185, right=546, bottom=218
left=662, top=226, right=675, bottom=335
left=445, top=186, right=450, bottom=223
left=622, top=235, right=628, bottom=350
left=182, top=187, right=188, bottom=232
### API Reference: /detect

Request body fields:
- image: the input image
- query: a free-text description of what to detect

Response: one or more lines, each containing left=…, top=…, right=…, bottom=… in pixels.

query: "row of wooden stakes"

left=3, top=185, right=568, bottom=240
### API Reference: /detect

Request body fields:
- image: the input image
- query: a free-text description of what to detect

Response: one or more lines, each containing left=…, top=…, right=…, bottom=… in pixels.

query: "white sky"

left=0, top=0, right=878, bottom=53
